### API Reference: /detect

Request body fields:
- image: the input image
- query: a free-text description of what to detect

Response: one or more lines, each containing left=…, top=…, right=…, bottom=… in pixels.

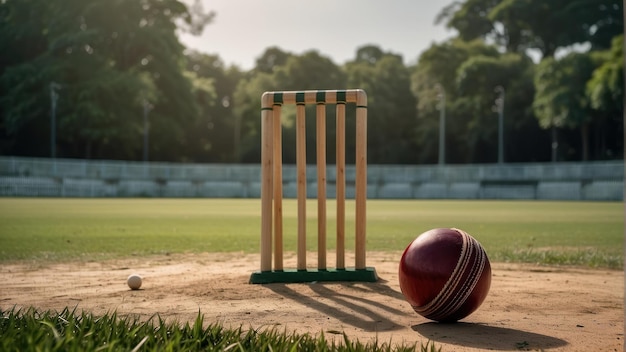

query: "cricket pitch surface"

left=1, top=252, right=623, bottom=351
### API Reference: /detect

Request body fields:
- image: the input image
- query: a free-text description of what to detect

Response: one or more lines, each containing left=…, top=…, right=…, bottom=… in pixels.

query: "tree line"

left=0, top=0, right=622, bottom=164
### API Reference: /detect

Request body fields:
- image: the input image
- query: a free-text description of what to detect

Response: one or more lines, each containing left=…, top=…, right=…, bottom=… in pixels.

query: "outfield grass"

left=0, top=198, right=622, bottom=268
left=0, top=198, right=621, bottom=351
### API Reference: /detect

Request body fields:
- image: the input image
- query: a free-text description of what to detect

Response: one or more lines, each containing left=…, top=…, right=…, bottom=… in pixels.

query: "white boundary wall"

left=0, top=157, right=622, bottom=200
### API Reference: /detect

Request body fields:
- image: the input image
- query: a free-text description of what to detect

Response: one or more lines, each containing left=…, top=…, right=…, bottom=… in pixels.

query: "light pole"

left=494, top=86, right=505, bottom=164
left=551, top=126, right=558, bottom=162
left=143, top=100, right=153, bottom=162
left=435, top=84, right=446, bottom=165
left=49, top=82, right=61, bottom=159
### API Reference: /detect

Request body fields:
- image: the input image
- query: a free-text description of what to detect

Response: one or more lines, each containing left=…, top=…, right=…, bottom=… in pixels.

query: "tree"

left=232, top=72, right=278, bottom=163
left=587, top=36, right=624, bottom=115
left=269, top=50, right=347, bottom=164
left=273, top=50, right=346, bottom=91
left=411, top=39, right=501, bottom=163
left=254, top=47, right=292, bottom=74
left=185, top=51, right=244, bottom=162
left=438, top=0, right=623, bottom=59
left=0, top=0, right=66, bottom=156
left=0, top=0, right=211, bottom=161
left=586, top=35, right=624, bottom=158
left=234, top=49, right=351, bottom=164
left=354, top=45, right=386, bottom=64
left=533, top=53, right=597, bottom=161
left=435, top=0, right=500, bottom=48
left=346, top=46, right=417, bottom=164
left=489, top=0, right=590, bottom=58
left=456, top=53, right=543, bottom=162
left=576, top=0, right=623, bottom=51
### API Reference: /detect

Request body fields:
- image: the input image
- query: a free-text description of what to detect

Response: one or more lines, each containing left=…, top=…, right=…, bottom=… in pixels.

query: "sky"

left=178, top=0, right=457, bottom=70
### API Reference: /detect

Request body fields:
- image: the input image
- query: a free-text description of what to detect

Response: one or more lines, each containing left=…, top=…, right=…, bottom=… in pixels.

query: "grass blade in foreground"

left=0, top=307, right=435, bottom=352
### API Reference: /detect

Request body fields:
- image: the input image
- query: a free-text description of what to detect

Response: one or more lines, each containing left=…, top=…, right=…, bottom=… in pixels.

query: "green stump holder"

left=249, top=267, right=378, bottom=284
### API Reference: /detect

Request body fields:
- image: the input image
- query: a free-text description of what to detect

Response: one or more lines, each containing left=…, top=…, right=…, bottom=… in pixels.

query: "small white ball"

left=127, top=274, right=142, bottom=290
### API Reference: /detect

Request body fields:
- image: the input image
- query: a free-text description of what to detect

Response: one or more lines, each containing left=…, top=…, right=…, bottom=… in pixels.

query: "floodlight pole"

left=435, top=84, right=446, bottom=165
left=494, top=86, right=505, bottom=163
left=143, top=100, right=153, bottom=162
left=49, top=82, right=61, bottom=159
left=551, top=126, right=558, bottom=162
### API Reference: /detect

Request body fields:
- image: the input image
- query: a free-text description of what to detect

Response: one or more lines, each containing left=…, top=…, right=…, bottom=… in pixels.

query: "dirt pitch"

left=1, top=252, right=623, bottom=351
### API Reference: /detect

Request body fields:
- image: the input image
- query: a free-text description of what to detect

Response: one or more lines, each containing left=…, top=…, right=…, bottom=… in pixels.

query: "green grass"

left=0, top=307, right=436, bottom=352
left=0, top=198, right=260, bottom=261
left=0, top=198, right=622, bottom=268
left=0, top=198, right=620, bottom=351
left=365, top=200, right=623, bottom=269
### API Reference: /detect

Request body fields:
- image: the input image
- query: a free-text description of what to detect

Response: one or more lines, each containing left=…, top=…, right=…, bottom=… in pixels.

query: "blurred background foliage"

left=0, top=0, right=622, bottom=164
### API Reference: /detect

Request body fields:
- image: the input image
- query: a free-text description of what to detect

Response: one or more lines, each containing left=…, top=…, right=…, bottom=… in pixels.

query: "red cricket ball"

left=398, top=228, right=491, bottom=322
